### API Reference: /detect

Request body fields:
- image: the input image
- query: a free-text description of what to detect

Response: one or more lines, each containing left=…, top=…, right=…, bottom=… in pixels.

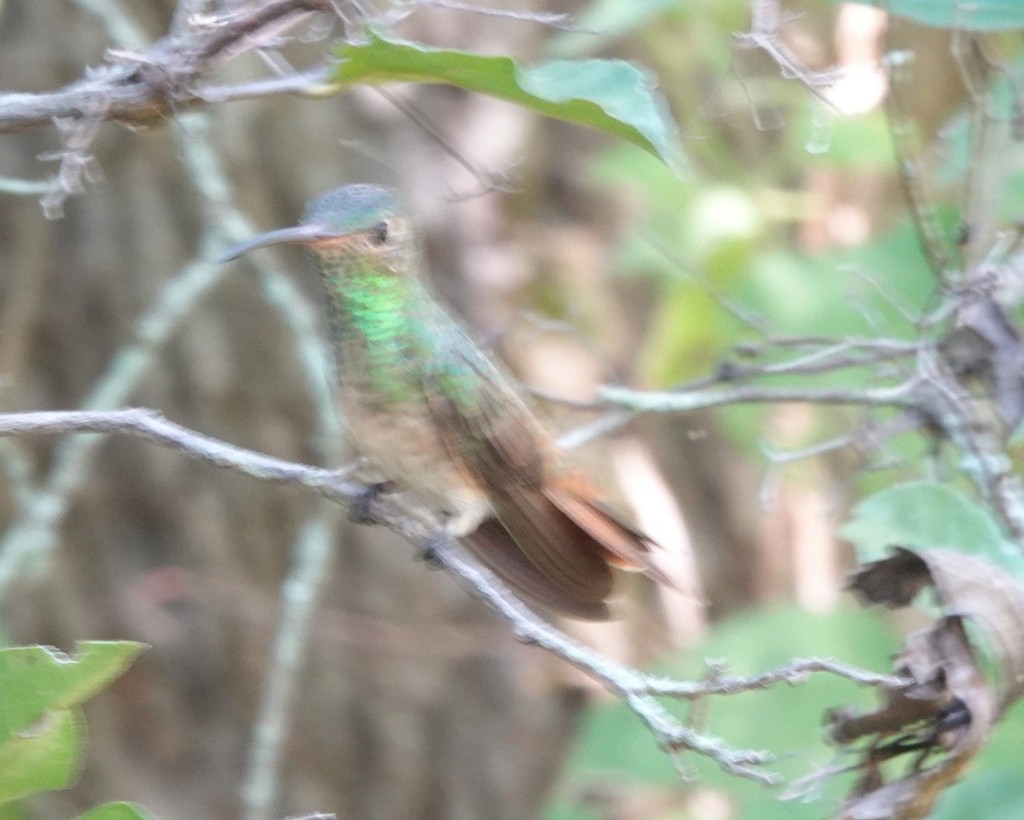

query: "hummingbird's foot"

left=348, top=480, right=396, bottom=524
left=419, top=533, right=447, bottom=568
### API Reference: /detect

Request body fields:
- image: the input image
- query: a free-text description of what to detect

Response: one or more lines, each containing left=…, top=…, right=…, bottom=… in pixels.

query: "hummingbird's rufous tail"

left=463, top=481, right=669, bottom=620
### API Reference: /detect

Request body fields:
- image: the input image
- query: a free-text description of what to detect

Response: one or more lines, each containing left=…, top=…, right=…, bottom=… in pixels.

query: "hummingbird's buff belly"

left=337, top=386, right=490, bottom=528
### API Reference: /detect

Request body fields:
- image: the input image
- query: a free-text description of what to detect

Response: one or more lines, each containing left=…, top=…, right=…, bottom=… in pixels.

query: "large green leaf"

left=0, top=642, right=144, bottom=805
left=330, top=31, right=684, bottom=174
left=850, top=0, right=1024, bottom=31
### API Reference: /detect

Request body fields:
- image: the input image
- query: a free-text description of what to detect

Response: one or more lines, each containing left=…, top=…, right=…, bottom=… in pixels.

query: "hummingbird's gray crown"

left=304, top=184, right=401, bottom=234
left=215, top=183, right=404, bottom=263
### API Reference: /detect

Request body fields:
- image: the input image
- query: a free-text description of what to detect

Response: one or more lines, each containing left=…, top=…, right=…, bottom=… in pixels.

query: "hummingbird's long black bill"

left=217, top=224, right=332, bottom=263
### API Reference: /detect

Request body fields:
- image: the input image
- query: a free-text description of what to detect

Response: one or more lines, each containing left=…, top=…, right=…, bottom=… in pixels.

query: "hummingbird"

left=220, top=184, right=666, bottom=619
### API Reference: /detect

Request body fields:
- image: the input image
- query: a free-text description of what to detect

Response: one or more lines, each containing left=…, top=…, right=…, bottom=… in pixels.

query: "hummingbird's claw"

left=419, top=533, right=446, bottom=567
left=347, top=480, right=395, bottom=525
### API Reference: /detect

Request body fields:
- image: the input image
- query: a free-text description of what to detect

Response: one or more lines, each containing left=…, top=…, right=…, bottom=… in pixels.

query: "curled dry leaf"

left=830, top=547, right=1024, bottom=819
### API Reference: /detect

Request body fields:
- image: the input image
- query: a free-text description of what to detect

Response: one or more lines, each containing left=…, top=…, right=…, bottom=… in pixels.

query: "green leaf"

left=0, top=709, right=81, bottom=804
left=849, top=0, right=1024, bottom=31
left=77, top=802, right=156, bottom=820
left=0, top=800, right=26, bottom=820
left=839, top=481, right=1024, bottom=575
left=330, top=31, right=684, bottom=174
left=0, top=642, right=145, bottom=737
left=0, top=642, right=145, bottom=805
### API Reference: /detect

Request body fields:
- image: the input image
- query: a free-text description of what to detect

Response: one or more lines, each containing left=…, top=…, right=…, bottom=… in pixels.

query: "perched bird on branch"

left=221, top=184, right=670, bottom=619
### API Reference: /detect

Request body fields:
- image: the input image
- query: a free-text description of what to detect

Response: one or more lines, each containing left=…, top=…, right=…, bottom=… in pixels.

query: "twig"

left=761, top=412, right=923, bottom=466
left=38, top=114, right=106, bottom=217
left=644, top=657, right=907, bottom=697
left=380, top=0, right=578, bottom=31
left=0, top=177, right=59, bottom=196
left=723, top=341, right=922, bottom=380
left=644, top=233, right=769, bottom=333
left=370, top=86, right=518, bottom=196
left=0, top=0, right=327, bottom=134
left=199, top=67, right=331, bottom=104
left=0, top=410, right=356, bottom=498
left=556, top=407, right=638, bottom=451
left=242, top=506, right=342, bottom=820
left=951, top=31, right=1002, bottom=273
left=599, top=381, right=920, bottom=414
left=915, top=349, right=1024, bottom=548
left=737, top=0, right=844, bottom=109
left=543, top=340, right=923, bottom=453
left=884, top=48, right=956, bottom=279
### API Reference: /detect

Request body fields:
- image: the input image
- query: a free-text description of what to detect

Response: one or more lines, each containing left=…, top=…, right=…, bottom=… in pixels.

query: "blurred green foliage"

left=547, top=605, right=898, bottom=819
left=542, top=0, right=1024, bottom=816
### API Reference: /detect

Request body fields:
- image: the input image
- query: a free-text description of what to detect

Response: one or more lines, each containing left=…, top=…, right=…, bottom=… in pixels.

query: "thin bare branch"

left=738, top=0, right=844, bottom=109
left=0, top=409, right=357, bottom=500
left=0, top=406, right=900, bottom=782
left=242, top=506, right=343, bottom=820
left=599, top=381, right=921, bottom=414
left=915, top=349, right=1024, bottom=547
left=884, top=48, right=957, bottom=279
left=645, top=657, right=908, bottom=697
left=381, top=0, right=579, bottom=31
left=761, top=412, right=923, bottom=466
left=0, top=0, right=327, bottom=134
left=199, top=67, right=331, bottom=104
left=370, top=86, right=518, bottom=195
left=0, top=177, right=58, bottom=196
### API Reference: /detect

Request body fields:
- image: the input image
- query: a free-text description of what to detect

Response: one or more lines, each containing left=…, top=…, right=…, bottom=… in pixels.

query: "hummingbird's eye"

left=371, top=221, right=389, bottom=246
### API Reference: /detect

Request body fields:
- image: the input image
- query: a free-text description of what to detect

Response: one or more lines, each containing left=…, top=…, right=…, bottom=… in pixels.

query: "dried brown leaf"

left=910, top=548, right=1024, bottom=709
left=846, top=548, right=931, bottom=607
left=832, top=547, right=1024, bottom=819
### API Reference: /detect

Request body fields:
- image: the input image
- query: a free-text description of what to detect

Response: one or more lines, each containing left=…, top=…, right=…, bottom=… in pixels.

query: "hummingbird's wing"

left=542, top=481, right=675, bottom=587
left=465, top=519, right=610, bottom=620
left=422, top=324, right=661, bottom=617
left=427, top=376, right=615, bottom=609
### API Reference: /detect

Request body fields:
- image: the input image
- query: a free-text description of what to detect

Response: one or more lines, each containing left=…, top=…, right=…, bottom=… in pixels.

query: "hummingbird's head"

left=218, top=184, right=413, bottom=265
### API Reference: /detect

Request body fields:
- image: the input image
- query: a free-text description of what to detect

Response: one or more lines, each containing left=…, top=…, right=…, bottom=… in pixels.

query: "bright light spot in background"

left=613, top=437, right=707, bottom=647
left=828, top=4, right=889, bottom=116
left=690, top=186, right=762, bottom=255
